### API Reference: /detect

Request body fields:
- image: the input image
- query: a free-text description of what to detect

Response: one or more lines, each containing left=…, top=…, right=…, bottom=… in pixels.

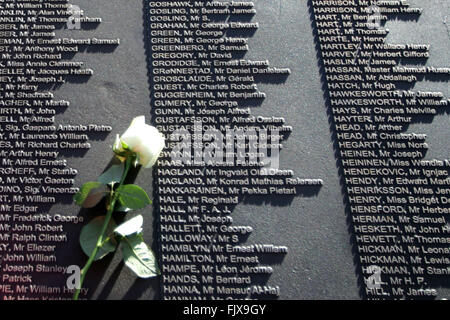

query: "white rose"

left=114, top=116, right=165, bottom=168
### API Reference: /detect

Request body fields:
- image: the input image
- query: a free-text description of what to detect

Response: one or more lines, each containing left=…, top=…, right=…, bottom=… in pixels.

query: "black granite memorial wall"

left=0, top=0, right=447, bottom=300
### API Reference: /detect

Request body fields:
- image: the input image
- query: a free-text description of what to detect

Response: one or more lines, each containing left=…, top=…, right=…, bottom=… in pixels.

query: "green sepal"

left=121, top=139, right=130, bottom=151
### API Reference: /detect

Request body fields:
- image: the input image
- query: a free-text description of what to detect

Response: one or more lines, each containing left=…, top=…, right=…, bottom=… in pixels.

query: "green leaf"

left=115, top=215, right=143, bottom=237
left=116, top=185, right=152, bottom=210
left=73, top=182, right=108, bottom=208
left=121, top=234, right=160, bottom=278
left=79, top=216, right=117, bottom=261
left=97, top=163, right=124, bottom=185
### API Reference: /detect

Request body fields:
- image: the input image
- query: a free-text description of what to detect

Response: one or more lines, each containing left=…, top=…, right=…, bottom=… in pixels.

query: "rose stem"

left=73, top=157, right=133, bottom=300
